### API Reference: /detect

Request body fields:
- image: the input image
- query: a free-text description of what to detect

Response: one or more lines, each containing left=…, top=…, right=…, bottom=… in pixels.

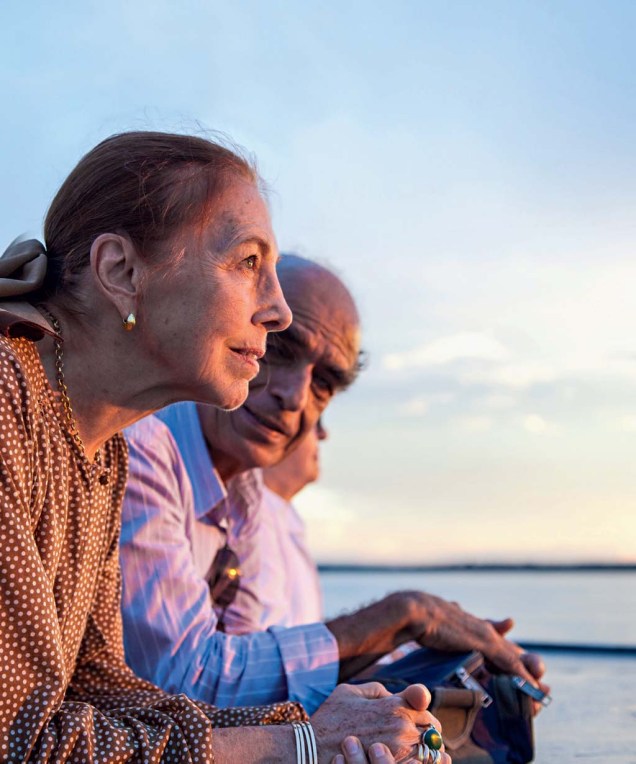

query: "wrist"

left=292, top=721, right=318, bottom=764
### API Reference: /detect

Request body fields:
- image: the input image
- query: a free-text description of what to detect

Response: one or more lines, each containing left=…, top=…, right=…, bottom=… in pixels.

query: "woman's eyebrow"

left=213, top=212, right=272, bottom=254
left=249, top=236, right=272, bottom=255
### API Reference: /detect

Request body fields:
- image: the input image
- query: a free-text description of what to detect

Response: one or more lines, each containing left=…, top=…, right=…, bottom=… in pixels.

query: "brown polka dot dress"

left=0, top=333, right=306, bottom=762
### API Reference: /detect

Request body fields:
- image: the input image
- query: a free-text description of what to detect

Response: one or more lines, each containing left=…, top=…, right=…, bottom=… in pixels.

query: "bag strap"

left=430, top=687, right=483, bottom=749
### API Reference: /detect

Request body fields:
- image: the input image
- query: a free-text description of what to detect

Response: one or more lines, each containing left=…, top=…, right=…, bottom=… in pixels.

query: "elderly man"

left=121, top=255, right=544, bottom=716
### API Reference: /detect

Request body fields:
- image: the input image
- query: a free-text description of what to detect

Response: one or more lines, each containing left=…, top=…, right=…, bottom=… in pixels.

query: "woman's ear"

left=90, top=233, right=143, bottom=319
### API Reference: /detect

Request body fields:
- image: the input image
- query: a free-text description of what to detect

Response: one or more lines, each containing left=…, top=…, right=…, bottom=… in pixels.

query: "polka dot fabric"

left=0, top=334, right=307, bottom=762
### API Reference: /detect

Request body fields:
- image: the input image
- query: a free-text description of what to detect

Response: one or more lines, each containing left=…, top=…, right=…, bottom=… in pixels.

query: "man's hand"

left=311, top=682, right=447, bottom=763
left=404, top=593, right=549, bottom=705
left=328, top=589, right=548, bottom=708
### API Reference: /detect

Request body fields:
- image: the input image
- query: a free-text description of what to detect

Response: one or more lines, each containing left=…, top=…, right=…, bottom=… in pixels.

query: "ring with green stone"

left=422, top=727, right=443, bottom=751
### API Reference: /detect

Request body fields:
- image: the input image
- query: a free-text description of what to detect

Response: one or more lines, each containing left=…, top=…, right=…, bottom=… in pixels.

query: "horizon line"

left=317, top=561, right=636, bottom=572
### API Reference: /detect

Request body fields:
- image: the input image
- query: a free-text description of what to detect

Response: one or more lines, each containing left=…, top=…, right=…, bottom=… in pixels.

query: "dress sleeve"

left=66, top=487, right=307, bottom=759
left=121, top=421, right=339, bottom=714
left=0, top=355, right=217, bottom=761
left=0, top=349, right=304, bottom=763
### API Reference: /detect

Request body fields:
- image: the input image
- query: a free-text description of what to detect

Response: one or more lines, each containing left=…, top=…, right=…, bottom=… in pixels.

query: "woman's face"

left=139, top=178, right=292, bottom=411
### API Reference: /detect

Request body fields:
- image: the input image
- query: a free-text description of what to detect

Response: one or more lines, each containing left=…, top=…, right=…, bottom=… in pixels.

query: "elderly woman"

left=0, top=132, right=449, bottom=764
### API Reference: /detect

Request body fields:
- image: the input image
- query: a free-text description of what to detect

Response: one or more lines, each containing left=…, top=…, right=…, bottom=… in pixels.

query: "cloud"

left=383, top=332, right=508, bottom=372
left=398, top=397, right=430, bottom=416
left=478, top=393, right=518, bottom=410
left=616, top=415, right=636, bottom=432
left=397, top=392, right=454, bottom=417
left=296, top=486, right=357, bottom=524
left=461, top=362, right=559, bottom=390
left=521, top=414, right=560, bottom=435
left=455, top=415, right=493, bottom=432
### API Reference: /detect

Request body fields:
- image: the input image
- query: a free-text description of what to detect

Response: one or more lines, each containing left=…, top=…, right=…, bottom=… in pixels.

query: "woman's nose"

left=257, top=270, right=292, bottom=333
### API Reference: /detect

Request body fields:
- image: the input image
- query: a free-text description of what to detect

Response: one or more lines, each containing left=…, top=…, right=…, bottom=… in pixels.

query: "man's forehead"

left=271, top=311, right=358, bottom=372
left=269, top=320, right=317, bottom=358
left=276, top=254, right=360, bottom=363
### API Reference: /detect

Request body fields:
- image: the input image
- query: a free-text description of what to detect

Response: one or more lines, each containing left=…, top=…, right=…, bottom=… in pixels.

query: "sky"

left=1, top=0, right=635, bottom=563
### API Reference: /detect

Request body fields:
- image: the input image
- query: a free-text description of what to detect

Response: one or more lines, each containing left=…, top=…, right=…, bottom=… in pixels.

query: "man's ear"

left=90, top=233, right=143, bottom=319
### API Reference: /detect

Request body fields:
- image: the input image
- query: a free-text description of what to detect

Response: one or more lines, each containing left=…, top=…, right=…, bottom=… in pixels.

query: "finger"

left=333, top=756, right=346, bottom=764
left=342, top=736, right=371, bottom=763
left=521, top=651, right=546, bottom=679
left=420, top=711, right=443, bottom=732
left=369, top=742, right=396, bottom=763
left=347, top=681, right=394, bottom=700
left=485, top=641, right=538, bottom=686
left=398, top=683, right=432, bottom=712
left=500, top=655, right=537, bottom=686
left=490, top=617, right=514, bottom=635
left=531, top=680, right=551, bottom=716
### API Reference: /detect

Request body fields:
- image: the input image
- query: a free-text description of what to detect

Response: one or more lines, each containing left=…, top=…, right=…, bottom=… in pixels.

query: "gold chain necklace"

left=41, top=307, right=90, bottom=460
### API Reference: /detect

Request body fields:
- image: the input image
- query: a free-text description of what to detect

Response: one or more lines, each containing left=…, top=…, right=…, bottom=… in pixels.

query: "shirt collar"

left=227, top=467, right=264, bottom=506
left=156, top=401, right=227, bottom=519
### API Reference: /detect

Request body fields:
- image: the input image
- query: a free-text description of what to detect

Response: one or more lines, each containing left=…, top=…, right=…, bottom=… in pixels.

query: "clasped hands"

left=312, top=682, right=451, bottom=764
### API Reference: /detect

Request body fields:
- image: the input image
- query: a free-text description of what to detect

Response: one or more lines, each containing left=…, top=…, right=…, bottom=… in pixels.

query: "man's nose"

left=274, top=366, right=312, bottom=411
left=316, top=417, right=328, bottom=441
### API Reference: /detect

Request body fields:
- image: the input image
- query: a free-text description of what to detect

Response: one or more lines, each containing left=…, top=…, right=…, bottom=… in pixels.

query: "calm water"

left=320, top=570, right=636, bottom=762
left=320, top=570, right=636, bottom=645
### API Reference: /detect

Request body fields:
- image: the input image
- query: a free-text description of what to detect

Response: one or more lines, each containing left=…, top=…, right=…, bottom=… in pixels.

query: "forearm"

left=327, top=592, right=423, bottom=680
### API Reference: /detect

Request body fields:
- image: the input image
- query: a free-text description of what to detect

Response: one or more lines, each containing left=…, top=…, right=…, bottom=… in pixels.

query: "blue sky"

left=2, top=0, right=635, bottom=562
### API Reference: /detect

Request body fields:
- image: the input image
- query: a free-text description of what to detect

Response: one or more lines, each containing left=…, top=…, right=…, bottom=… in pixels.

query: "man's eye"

left=244, top=255, right=258, bottom=270
left=266, top=342, right=296, bottom=363
left=313, top=377, right=333, bottom=397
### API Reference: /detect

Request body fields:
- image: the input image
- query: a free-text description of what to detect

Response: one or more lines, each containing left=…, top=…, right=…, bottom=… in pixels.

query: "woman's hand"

left=331, top=737, right=395, bottom=764
left=331, top=735, right=452, bottom=764
left=311, top=682, right=447, bottom=762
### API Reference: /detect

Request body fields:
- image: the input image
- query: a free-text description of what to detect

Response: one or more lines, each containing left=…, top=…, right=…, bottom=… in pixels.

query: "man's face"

left=269, top=417, right=328, bottom=491
left=199, top=260, right=359, bottom=478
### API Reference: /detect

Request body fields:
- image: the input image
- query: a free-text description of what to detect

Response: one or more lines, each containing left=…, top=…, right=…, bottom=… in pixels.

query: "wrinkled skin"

left=407, top=594, right=550, bottom=711
left=313, top=683, right=450, bottom=763
left=331, top=591, right=549, bottom=714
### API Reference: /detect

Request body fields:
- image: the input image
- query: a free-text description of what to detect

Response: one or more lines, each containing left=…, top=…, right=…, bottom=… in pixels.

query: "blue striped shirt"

left=120, top=404, right=338, bottom=713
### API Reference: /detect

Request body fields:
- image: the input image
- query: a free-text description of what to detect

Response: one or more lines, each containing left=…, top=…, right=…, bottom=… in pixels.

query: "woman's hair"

left=42, top=131, right=258, bottom=300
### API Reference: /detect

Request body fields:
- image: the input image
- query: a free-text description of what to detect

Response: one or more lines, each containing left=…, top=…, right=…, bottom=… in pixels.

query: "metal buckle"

left=511, top=675, right=552, bottom=706
left=455, top=667, right=493, bottom=707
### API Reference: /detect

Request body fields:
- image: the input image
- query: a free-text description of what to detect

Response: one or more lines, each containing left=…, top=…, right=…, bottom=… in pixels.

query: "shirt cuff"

left=268, top=623, right=339, bottom=715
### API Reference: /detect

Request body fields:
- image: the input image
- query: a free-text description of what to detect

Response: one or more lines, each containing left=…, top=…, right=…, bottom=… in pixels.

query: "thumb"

left=398, top=683, right=432, bottom=712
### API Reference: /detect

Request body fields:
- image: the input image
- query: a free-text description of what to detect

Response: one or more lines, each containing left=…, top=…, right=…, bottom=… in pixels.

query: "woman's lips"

left=230, top=346, right=264, bottom=374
